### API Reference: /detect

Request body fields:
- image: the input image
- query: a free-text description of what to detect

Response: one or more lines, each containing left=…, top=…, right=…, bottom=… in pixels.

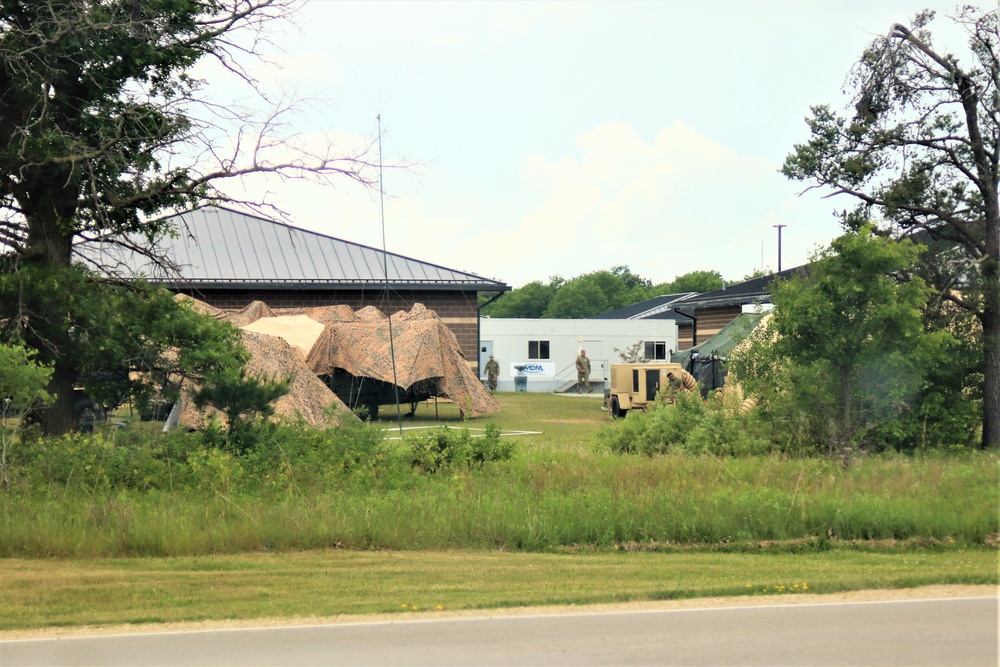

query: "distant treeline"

left=480, top=265, right=760, bottom=319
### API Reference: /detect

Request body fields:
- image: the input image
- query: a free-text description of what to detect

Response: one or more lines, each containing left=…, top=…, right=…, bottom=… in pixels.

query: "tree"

left=482, top=279, right=559, bottom=318
left=610, top=265, right=652, bottom=292
left=613, top=340, right=647, bottom=363
left=783, top=8, right=999, bottom=448
left=733, top=228, right=963, bottom=453
left=543, top=278, right=608, bottom=318
left=0, top=1, right=375, bottom=434
left=0, top=262, right=256, bottom=433
left=665, top=270, right=724, bottom=294
left=193, top=367, right=292, bottom=454
left=0, top=343, right=53, bottom=490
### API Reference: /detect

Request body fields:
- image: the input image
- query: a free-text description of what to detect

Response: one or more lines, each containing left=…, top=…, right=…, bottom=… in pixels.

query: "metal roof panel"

left=76, top=206, right=509, bottom=291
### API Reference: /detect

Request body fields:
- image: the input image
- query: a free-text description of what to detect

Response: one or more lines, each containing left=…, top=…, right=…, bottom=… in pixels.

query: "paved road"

left=2, top=597, right=996, bottom=666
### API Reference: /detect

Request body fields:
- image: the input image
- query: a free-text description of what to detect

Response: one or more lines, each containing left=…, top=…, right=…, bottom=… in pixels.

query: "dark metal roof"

left=79, top=207, right=509, bottom=292
left=589, top=292, right=698, bottom=320
left=669, top=266, right=807, bottom=310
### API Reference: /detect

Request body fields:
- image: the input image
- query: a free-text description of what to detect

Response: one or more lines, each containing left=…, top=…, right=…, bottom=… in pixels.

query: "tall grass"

left=2, top=450, right=996, bottom=557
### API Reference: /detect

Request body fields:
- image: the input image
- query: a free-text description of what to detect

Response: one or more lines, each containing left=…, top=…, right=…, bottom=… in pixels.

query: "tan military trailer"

left=605, top=362, right=686, bottom=418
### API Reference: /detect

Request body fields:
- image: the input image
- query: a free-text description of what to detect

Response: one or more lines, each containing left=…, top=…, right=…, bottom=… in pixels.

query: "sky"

left=200, top=0, right=982, bottom=289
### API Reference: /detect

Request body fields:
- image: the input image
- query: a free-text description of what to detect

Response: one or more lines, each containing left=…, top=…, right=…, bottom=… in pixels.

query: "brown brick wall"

left=176, top=288, right=482, bottom=363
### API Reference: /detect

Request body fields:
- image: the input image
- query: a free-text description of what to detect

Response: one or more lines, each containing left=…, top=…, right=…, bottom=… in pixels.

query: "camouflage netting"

left=242, top=314, right=325, bottom=359
left=174, top=293, right=224, bottom=318
left=170, top=298, right=499, bottom=426
left=170, top=329, right=353, bottom=430
left=226, top=300, right=277, bottom=327
left=302, top=302, right=500, bottom=418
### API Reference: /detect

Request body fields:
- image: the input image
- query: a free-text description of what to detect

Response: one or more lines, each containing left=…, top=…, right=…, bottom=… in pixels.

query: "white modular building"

left=478, top=317, right=679, bottom=393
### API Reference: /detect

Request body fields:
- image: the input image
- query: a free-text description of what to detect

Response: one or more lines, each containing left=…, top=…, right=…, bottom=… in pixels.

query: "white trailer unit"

left=479, top=317, right=679, bottom=393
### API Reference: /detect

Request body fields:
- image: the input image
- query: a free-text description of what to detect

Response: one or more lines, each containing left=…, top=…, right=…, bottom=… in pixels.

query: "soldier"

left=666, top=371, right=683, bottom=403
left=484, top=354, right=500, bottom=391
left=575, top=350, right=592, bottom=393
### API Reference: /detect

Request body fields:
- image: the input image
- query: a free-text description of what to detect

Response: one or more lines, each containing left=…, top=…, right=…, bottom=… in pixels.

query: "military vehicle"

left=604, top=362, right=693, bottom=418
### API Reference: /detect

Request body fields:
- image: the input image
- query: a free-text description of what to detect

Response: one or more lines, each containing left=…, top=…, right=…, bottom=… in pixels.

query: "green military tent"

left=671, top=312, right=767, bottom=393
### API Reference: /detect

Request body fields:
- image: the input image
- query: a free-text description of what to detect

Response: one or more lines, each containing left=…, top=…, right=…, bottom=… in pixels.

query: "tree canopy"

left=731, top=229, right=976, bottom=453
left=782, top=7, right=998, bottom=448
left=0, top=0, right=373, bottom=433
left=482, top=267, right=726, bottom=319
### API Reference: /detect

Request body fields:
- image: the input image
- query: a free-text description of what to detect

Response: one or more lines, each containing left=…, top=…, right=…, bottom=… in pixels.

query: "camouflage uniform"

left=484, top=356, right=500, bottom=391
left=575, top=352, right=592, bottom=393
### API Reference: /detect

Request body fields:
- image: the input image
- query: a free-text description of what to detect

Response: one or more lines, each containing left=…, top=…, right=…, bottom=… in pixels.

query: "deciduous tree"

left=0, top=1, right=375, bottom=433
left=732, top=229, right=969, bottom=453
left=783, top=7, right=999, bottom=447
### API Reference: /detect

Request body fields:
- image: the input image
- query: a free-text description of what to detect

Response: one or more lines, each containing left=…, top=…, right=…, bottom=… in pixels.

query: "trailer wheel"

left=74, top=399, right=105, bottom=433
left=610, top=396, right=627, bottom=419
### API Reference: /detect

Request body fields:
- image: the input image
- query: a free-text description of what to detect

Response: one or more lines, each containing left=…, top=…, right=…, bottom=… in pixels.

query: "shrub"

left=597, top=391, right=771, bottom=457
left=408, top=424, right=514, bottom=473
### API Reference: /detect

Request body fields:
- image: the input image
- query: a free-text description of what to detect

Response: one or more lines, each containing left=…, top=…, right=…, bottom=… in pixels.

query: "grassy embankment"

left=0, top=392, right=997, bottom=630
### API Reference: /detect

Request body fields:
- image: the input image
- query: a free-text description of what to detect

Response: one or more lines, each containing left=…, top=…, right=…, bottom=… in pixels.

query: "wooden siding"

left=692, top=305, right=743, bottom=344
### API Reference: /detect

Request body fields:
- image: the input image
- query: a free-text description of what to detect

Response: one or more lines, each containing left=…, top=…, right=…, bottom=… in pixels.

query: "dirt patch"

left=2, top=585, right=993, bottom=640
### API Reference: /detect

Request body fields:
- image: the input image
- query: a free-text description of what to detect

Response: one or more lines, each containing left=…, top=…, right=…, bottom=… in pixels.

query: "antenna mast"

left=378, top=114, right=404, bottom=433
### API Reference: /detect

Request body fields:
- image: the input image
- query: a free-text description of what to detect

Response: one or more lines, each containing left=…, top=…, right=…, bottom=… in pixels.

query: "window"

left=644, top=341, right=667, bottom=360
left=528, top=340, right=550, bottom=360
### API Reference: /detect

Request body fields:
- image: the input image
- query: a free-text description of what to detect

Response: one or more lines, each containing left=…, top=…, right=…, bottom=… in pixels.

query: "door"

left=479, top=341, right=493, bottom=379
left=582, top=339, right=605, bottom=384
left=645, top=369, right=660, bottom=401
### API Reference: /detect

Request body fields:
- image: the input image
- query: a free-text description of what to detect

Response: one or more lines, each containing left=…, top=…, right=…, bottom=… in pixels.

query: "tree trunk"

left=38, top=366, right=78, bottom=436
left=982, top=308, right=999, bottom=449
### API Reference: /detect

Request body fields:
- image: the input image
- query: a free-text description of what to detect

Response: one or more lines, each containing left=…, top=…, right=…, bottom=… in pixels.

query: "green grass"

left=1, top=548, right=996, bottom=631
left=1, top=391, right=997, bottom=631
left=382, top=391, right=606, bottom=451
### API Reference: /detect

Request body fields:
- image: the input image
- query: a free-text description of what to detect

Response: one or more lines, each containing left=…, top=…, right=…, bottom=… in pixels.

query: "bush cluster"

left=597, top=391, right=772, bottom=457
left=408, top=423, right=514, bottom=473
left=6, top=419, right=514, bottom=496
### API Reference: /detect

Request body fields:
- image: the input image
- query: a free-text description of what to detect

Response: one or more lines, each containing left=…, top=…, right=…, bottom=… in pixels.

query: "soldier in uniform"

left=484, top=354, right=500, bottom=391
left=575, top=350, right=592, bottom=393
left=666, top=371, right=683, bottom=403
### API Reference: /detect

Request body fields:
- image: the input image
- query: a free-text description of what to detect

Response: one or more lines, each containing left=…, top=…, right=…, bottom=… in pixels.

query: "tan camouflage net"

left=301, top=302, right=500, bottom=418
left=170, top=328, right=354, bottom=430
left=168, top=297, right=498, bottom=429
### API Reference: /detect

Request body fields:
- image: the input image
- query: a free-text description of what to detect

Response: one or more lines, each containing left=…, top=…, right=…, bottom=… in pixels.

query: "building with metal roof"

left=79, top=206, right=510, bottom=366
left=587, top=267, right=805, bottom=350
left=587, top=292, right=697, bottom=320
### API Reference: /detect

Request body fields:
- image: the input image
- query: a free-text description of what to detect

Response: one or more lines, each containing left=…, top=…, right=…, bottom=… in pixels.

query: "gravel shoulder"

left=2, top=585, right=995, bottom=641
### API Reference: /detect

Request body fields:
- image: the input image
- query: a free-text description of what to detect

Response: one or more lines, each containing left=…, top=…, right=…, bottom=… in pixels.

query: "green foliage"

left=0, top=343, right=53, bottom=417
left=731, top=228, right=979, bottom=453
left=781, top=6, right=999, bottom=447
left=0, top=343, right=54, bottom=489
left=0, top=1, right=370, bottom=436
left=482, top=280, right=559, bottom=317
left=543, top=276, right=610, bottom=318
left=596, top=391, right=770, bottom=457
left=408, top=424, right=514, bottom=473
left=0, top=391, right=996, bottom=558
left=0, top=263, right=251, bottom=433
left=663, top=270, right=724, bottom=294
left=192, top=369, right=292, bottom=454
left=483, top=266, right=729, bottom=319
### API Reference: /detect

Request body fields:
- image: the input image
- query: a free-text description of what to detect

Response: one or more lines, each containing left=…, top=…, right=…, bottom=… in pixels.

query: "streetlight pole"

left=773, top=224, right=786, bottom=272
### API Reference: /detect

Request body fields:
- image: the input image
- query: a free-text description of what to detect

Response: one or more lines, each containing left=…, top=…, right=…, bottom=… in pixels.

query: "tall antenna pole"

left=773, top=224, right=787, bottom=272
left=378, top=114, right=404, bottom=434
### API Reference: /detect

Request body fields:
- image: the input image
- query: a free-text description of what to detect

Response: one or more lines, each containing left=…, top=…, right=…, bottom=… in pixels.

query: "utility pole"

left=773, top=224, right=787, bottom=272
